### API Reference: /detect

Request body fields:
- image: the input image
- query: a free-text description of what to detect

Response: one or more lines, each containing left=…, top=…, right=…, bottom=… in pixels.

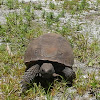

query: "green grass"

left=0, top=0, right=3, bottom=6
left=5, top=0, right=19, bottom=10
left=0, top=0, right=100, bottom=99
left=49, top=2, right=56, bottom=10
left=63, top=0, right=89, bottom=14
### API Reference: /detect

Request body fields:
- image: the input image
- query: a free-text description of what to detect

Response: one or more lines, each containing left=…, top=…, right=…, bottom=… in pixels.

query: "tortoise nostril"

left=41, top=69, right=45, bottom=73
left=41, top=69, right=48, bottom=74
left=42, top=69, right=44, bottom=72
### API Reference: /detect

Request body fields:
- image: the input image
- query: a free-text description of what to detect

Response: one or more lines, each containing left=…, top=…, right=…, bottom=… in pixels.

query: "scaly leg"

left=62, top=67, right=76, bottom=86
left=21, top=64, right=40, bottom=93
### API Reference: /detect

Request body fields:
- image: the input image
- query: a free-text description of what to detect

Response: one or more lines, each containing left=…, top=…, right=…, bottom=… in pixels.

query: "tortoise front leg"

left=21, top=64, right=40, bottom=93
left=62, top=67, right=76, bottom=86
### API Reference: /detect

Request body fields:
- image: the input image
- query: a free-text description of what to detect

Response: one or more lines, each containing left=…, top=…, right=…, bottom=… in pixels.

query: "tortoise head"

left=40, top=63, right=55, bottom=78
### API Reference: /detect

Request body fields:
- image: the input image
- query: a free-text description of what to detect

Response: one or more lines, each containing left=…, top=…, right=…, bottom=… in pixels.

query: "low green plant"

left=45, top=12, right=60, bottom=27
left=4, top=6, right=35, bottom=41
left=5, top=0, right=19, bottom=9
left=42, top=10, right=46, bottom=19
left=63, top=0, right=89, bottom=14
left=24, top=6, right=35, bottom=26
left=33, top=3, right=42, bottom=10
left=46, top=12, right=55, bottom=27
left=56, top=20, right=74, bottom=37
left=96, top=92, right=100, bottom=100
left=59, top=9, right=65, bottom=17
left=79, top=0, right=89, bottom=10
left=49, top=2, right=56, bottom=10
left=0, top=0, right=3, bottom=6
left=0, top=25, right=6, bottom=36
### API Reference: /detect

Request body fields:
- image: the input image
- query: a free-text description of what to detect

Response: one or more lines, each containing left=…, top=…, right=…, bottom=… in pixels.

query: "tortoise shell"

left=24, top=33, right=74, bottom=67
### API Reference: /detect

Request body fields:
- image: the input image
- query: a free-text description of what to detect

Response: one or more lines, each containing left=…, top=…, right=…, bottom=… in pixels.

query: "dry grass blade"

left=6, top=43, right=13, bottom=57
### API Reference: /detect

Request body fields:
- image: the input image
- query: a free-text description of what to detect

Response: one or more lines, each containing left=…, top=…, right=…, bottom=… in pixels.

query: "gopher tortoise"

left=21, top=33, right=76, bottom=93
